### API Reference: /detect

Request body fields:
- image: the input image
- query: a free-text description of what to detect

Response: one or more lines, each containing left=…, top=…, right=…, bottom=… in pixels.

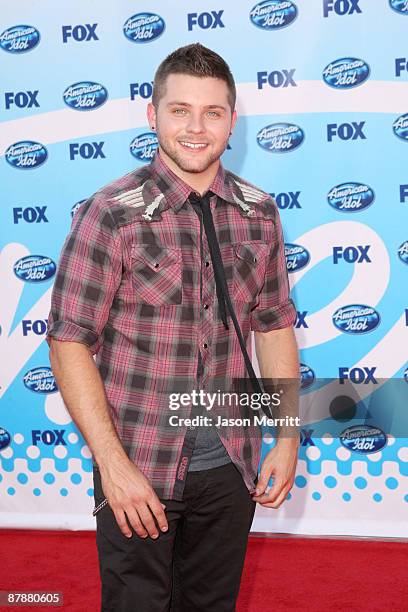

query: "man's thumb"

left=255, top=472, right=269, bottom=496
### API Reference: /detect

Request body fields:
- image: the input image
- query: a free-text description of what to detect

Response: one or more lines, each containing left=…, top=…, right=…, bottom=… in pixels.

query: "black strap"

left=190, top=191, right=273, bottom=419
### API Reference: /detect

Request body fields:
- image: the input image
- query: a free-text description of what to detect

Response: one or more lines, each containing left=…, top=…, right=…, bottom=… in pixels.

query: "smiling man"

left=47, top=44, right=299, bottom=611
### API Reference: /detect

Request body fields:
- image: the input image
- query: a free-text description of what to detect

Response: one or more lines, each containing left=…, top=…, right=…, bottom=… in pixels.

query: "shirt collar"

left=150, top=150, right=237, bottom=213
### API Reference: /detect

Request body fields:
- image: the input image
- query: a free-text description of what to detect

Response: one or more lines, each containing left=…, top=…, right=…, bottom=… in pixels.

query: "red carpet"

left=0, top=530, right=407, bottom=611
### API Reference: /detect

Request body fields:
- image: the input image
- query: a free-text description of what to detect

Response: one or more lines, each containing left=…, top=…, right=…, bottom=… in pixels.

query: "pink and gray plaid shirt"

left=47, top=152, right=296, bottom=500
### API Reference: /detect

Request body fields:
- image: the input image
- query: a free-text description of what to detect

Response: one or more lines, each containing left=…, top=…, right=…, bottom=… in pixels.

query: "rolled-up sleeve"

left=250, top=200, right=297, bottom=332
left=46, top=195, right=122, bottom=354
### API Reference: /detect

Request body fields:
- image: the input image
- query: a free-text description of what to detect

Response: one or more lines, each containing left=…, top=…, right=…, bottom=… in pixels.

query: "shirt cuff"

left=250, top=298, right=297, bottom=332
left=46, top=320, right=101, bottom=354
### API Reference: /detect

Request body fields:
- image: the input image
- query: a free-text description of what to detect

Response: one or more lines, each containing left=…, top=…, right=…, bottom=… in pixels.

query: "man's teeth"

left=180, top=142, right=207, bottom=149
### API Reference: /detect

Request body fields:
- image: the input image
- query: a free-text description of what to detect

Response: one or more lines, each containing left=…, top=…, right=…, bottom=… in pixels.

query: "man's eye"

left=207, top=111, right=220, bottom=118
left=174, top=108, right=187, bottom=115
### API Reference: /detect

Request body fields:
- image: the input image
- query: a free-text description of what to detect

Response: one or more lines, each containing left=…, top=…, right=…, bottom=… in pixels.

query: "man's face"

left=147, top=74, right=236, bottom=175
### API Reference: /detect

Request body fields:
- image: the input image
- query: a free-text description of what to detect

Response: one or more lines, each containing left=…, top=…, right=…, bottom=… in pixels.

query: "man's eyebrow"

left=166, top=101, right=228, bottom=111
left=166, top=101, right=191, bottom=107
left=206, top=104, right=228, bottom=111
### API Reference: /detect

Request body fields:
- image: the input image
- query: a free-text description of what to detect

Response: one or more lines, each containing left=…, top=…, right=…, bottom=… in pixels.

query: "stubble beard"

left=157, top=132, right=228, bottom=174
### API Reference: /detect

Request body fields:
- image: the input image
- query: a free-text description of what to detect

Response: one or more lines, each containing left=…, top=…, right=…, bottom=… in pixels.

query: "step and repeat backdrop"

left=1, top=1, right=407, bottom=535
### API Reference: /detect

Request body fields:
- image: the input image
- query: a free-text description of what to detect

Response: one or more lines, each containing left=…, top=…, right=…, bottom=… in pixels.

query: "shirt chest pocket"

left=131, top=244, right=182, bottom=305
left=233, top=241, right=270, bottom=303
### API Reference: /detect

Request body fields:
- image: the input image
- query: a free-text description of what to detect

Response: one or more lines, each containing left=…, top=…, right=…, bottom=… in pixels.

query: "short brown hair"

left=152, top=43, right=236, bottom=110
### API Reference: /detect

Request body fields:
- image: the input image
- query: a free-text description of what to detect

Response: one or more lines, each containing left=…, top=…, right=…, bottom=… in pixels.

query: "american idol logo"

left=300, top=364, right=315, bottom=389
left=340, top=425, right=387, bottom=454
left=389, top=0, right=408, bottom=15
left=63, top=82, right=108, bottom=111
left=123, top=13, right=165, bottom=43
left=0, top=25, right=40, bottom=53
left=398, top=240, right=408, bottom=264
left=14, top=255, right=56, bottom=283
left=327, top=182, right=374, bottom=213
left=250, top=1, right=298, bottom=30
left=130, top=132, right=158, bottom=161
left=257, top=123, right=304, bottom=153
left=71, top=199, right=86, bottom=218
left=332, top=304, right=380, bottom=334
left=393, top=113, right=408, bottom=141
left=323, top=57, right=370, bottom=89
left=23, top=367, right=58, bottom=394
left=0, top=427, right=11, bottom=450
left=5, top=141, right=47, bottom=170
left=285, top=243, right=310, bottom=272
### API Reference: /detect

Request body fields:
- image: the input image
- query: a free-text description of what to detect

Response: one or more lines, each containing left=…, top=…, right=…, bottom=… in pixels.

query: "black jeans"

left=93, top=462, right=256, bottom=612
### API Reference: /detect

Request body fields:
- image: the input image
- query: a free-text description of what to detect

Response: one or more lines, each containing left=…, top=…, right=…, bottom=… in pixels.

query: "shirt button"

left=203, top=342, right=208, bottom=349
left=205, top=261, right=210, bottom=267
left=203, top=304, right=209, bottom=309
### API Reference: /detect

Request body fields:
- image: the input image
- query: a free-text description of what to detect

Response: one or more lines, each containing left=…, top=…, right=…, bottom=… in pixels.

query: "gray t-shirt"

left=188, top=351, right=231, bottom=471
left=187, top=197, right=231, bottom=471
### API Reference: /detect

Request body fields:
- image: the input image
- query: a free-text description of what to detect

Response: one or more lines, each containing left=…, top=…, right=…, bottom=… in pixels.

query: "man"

left=47, top=43, right=299, bottom=611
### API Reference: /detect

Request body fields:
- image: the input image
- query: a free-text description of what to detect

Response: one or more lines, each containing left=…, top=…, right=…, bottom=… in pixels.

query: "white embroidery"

left=235, top=180, right=266, bottom=203
left=141, top=194, right=164, bottom=221
left=113, top=185, right=145, bottom=207
left=232, top=192, right=255, bottom=217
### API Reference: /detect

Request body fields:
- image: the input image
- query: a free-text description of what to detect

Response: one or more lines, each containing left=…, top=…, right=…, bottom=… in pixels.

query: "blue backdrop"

left=1, top=0, right=407, bottom=535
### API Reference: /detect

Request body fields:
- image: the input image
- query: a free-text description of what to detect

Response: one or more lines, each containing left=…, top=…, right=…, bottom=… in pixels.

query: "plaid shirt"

left=47, top=152, right=296, bottom=500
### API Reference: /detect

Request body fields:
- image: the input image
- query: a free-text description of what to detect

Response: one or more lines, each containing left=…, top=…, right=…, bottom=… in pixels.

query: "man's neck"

left=158, top=147, right=219, bottom=196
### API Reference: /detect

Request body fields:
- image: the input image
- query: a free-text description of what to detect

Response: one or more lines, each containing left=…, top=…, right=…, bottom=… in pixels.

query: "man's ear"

left=230, top=109, right=238, bottom=135
left=147, top=102, right=157, bottom=130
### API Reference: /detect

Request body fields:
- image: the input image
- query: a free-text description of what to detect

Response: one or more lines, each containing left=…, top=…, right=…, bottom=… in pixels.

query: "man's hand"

left=251, top=438, right=299, bottom=508
left=99, top=458, right=169, bottom=539
left=48, top=340, right=168, bottom=540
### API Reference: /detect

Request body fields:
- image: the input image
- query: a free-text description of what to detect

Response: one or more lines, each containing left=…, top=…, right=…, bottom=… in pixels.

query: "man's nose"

left=186, top=113, right=205, bottom=133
